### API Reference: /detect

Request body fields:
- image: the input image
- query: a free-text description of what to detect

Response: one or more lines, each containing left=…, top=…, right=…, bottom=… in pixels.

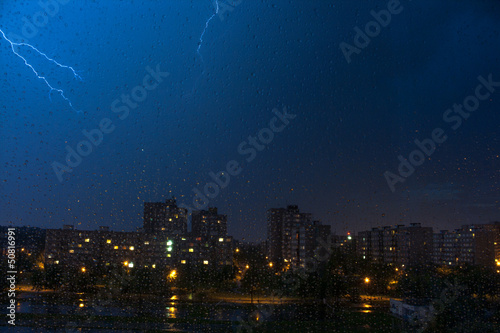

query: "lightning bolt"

left=197, top=0, right=220, bottom=63
left=0, top=28, right=82, bottom=113
left=182, top=0, right=220, bottom=99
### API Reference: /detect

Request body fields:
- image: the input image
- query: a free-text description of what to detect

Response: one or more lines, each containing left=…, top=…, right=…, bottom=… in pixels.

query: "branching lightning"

left=0, top=28, right=82, bottom=113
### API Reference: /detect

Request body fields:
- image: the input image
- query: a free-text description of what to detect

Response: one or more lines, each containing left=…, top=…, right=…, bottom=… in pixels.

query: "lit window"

left=69, top=250, right=74, bottom=253
left=107, top=240, right=111, bottom=244
left=167, top=254, right=171, bottom=258
left=128, top=262, right=134, bottom=268
left=114, top=246, right=118, bottom=250
left=85, top=238, right=90, bottom=242
left=189, top=248, right=194, bottom=252
left=129, top=246, right=134, bottom=251
left=203, top=260, right=209, bottom=265
left=161, top=228, right=165, bottom=231
left=152, top=264, right=156, bottom=268
left=167, top=247, right=172, bottom=252
left=181, top=260, right=186, bottom=264
left=78, top=244, right=82, bottom=247
left=219, top=238, right=224, bottom=242
left=167, top=240, right=173, bottom=246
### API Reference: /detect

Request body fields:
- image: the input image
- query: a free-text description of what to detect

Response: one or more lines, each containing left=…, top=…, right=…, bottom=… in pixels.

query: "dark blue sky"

left=1, top=0, right=499, bottom=241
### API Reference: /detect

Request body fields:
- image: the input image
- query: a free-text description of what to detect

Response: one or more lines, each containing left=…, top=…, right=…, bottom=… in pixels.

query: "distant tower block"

left=143, top=197, right=187, bottom=236
left=192, top=207, right=228, bottom=238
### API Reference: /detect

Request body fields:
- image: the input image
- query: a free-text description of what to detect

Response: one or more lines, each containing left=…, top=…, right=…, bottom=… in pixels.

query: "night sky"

left=1, top=0, right=499, bottom=242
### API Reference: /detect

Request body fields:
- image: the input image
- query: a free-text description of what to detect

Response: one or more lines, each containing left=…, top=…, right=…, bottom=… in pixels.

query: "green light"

left=167, top=240, right=173, bottom=246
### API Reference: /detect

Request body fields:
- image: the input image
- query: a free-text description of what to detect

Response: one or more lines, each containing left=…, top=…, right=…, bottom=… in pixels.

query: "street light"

left=364, top=277, right=370, bottom=284
left=169, top=270, right=177, bottom=279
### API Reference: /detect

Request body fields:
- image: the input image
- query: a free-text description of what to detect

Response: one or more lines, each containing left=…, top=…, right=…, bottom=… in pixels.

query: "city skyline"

left=2, top=196, right=499, bottom=242
left=4, top=201, right=498, bottom=270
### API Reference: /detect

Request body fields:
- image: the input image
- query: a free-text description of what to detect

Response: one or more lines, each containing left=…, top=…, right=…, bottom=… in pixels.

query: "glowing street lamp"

left=364, top=277, right=370, bottom=284
left=168, top=270, right=177, bottom=280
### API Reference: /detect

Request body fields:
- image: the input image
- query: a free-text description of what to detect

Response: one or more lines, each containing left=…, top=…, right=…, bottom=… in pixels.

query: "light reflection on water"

left=3, top=295, right=386, bottom=331
left=166, top=306, right=177, bottom=318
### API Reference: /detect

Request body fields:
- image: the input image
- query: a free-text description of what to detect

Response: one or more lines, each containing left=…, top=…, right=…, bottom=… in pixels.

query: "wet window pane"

left=1, top=0, right=499, bottom=331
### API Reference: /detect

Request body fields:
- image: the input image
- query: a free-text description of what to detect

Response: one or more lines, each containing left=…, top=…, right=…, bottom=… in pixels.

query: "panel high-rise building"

left=433, top=223, right=498, bottom=267
left=358, top=223, right=433, bottom=267
left=143, top=198, right=187, bottom=236
left=191, top=207, right=227, bottom=238
left=267, top=205, right=330, bottom=269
